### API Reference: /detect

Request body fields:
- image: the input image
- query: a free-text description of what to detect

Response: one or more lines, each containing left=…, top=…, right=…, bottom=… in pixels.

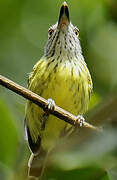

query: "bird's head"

left=44, top=2, right=82, bottom=60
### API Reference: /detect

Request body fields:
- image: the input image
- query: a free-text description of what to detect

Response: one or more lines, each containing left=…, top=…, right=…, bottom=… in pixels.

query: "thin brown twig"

left=0, top=75, right=101, bottom=132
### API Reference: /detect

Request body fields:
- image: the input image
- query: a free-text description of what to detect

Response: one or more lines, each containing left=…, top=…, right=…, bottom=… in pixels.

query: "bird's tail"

left=28, top=149, right=48, bottom=179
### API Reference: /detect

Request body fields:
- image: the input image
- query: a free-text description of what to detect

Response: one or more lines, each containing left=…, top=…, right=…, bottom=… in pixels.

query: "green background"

left=0, top=0, right=117, bottom=179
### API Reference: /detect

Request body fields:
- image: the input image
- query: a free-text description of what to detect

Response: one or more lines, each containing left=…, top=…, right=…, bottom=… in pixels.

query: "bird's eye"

left=48, top=28, right=54, bottom=37
left=74, top=28, right=79, bottom=37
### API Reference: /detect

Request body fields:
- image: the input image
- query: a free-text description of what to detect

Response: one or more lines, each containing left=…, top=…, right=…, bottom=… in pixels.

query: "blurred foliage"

left=42, top=166, right=110, bottom=180
left=0, top=0, right=117, bottom=179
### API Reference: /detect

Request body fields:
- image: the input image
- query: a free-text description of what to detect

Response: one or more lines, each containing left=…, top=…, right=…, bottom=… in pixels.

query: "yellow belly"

left=26, top=57, right=92, bottom=151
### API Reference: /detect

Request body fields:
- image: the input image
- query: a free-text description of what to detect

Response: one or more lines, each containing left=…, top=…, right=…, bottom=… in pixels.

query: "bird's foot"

left=42, top=98, right=56, bottom=130
left=47, top=98, right=56, bottom=111
left=75, top=115, right=85, bottom=127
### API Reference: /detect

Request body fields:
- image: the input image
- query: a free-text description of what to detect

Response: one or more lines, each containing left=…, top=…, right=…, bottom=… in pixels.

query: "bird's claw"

left=75, top=115, right=85, bottom=127
left=47, top=98, right=56, bottom=111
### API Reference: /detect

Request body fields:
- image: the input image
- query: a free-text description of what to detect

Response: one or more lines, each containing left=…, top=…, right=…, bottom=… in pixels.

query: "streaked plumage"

left=25, top=2, right=93, bottom=178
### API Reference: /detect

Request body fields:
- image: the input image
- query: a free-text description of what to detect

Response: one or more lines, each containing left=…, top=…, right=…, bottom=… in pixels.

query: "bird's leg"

left=60, top=124, right=73, bottom=137
left=41, top=113, right=48, bottom=130
left=75, top=115, right=85, bottom=127
left=41, top=98, right=56, bottom=130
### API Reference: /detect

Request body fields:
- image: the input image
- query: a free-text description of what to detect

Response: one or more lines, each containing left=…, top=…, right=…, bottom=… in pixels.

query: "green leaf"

left=42, top=166, right=110, bottom=180
left=0, top=96, right=19, bottom=167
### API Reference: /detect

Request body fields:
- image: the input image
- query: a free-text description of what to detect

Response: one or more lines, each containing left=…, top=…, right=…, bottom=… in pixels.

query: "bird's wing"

left=25, top=58, right=47, bottom=154
left=24, top=118, right=41, bottom=154
left=88, top=73, right=93, bottom=99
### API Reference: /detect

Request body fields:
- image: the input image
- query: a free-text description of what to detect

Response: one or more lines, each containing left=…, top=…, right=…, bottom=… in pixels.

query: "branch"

left=0, top=75, right=101, bottom=132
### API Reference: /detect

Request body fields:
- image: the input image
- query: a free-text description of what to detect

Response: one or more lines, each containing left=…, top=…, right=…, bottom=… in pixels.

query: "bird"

left=25, top=1, right=93, bottom=178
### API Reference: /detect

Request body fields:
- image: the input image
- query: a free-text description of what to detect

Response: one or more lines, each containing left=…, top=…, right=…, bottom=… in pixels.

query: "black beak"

left=58, top=2, right=70, bottom=28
